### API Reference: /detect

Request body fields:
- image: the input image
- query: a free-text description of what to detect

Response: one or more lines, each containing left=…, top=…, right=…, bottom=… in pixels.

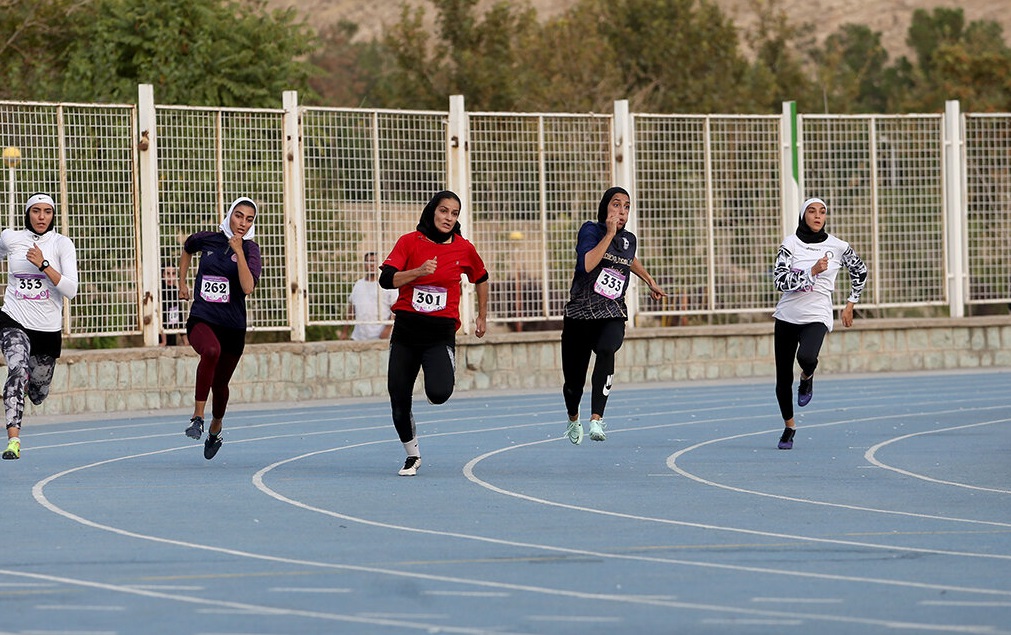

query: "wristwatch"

left=39, top=260, right=49, bottom=272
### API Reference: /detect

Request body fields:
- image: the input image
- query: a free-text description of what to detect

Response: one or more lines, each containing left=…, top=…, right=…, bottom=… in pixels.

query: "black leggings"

left=774, top=319, right=828, bottom=421
left=387, top=338, right=456, bottom=443
left=561, top=317, right=626, bottom=419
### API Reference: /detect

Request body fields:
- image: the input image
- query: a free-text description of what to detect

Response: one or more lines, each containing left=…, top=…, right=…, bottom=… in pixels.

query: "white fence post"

left=137, top=84, right=162, bottom=347
left=781, top=101, right=800, bottom=236
left=613, top=99, right=639, bottom=325
left=944, top=100, right=966, bottom=318
left=448, top=95, right=475, bottom=334
left=283, top=90, right=307, bottom=342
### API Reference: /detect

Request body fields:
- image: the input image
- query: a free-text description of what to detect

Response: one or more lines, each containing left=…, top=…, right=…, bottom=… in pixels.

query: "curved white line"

left=667, top=411, right=1011, bottom=527
left=866, top=419, right=1011, bottom=493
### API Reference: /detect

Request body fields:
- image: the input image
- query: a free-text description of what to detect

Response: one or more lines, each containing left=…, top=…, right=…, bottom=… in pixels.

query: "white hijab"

left=219, top=197, right=257, bottom=240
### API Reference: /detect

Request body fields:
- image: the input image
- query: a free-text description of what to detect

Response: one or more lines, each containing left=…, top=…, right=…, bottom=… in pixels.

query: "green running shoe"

left=588, top=419, right=607, bottom=441
left=2, top=438, right=20, bottom=460
left=566, top=420, right=583, bottom=445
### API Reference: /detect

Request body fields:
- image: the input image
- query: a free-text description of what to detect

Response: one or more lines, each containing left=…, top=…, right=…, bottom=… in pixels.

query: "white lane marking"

left=666, top=412, right=1011, bottom=529
left=866, top=419, right=1011, bottom=493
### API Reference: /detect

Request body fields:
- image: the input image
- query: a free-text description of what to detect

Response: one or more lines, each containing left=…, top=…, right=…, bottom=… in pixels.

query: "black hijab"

left=796, top=196, right=829, bottom=244
left=597, top=186, right=630, bottom=227
left=417, top=190, right=463, bottom=243
left=24, top=192, right=56, bottom=235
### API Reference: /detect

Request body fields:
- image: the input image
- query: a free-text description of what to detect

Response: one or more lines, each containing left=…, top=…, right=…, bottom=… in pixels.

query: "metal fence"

left=0, top=87, right=1006, bottom=345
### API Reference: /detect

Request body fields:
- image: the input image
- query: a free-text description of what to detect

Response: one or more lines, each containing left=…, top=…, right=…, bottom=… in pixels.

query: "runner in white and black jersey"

left=561, top=187, right=665, bottom=445
left=0, top=193, right=79, bottom=460
left=772, top=197, right=867, bottom=449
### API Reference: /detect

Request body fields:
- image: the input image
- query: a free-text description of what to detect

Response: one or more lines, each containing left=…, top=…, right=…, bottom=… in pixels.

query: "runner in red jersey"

left=379, top=191, right=489, bottom=476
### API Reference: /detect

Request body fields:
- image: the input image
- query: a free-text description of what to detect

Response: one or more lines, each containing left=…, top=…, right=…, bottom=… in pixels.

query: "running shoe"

left=778, top=427, right=796, bottom=450
left=566, top=420, right=583, bottom=445
left=204, top=434, right=222, bottom=460
left=2, top=438, right=19, bottom=460
left=797, top=375, right=813, bottom=407
left=184, top=416, right=204, bottom=439
left=588, top=419, right=607, bottom=442
left=399, top=456, right=421, bottom=476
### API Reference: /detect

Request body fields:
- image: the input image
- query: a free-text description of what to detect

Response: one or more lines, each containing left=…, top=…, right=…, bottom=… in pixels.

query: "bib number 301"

left=200, top=275, right=231, bottom=303
left=412, top=285, right=448, bottom=313
left=594, top=267, right=626, bottom=300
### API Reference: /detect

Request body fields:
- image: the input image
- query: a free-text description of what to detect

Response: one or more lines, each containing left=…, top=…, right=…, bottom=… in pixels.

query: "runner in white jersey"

left=771, top=197, right=867, bottom=450
left=0, top=193, right=79, bottom=460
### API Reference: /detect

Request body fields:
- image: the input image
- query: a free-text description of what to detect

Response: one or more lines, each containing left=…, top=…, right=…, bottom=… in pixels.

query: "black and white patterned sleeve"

left=773, top=245, right=812, bottom=292
left=841, top=247, right=868, bottom=303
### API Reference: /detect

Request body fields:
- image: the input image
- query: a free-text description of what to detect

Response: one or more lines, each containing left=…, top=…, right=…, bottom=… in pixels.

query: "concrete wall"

left=31, top=316, right=1011, bottom=418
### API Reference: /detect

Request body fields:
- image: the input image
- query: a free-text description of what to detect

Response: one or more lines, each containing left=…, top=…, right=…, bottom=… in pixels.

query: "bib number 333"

left=594, top=267, right=626, bottom=300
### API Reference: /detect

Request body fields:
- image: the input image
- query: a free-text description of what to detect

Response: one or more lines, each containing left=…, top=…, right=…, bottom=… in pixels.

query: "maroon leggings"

left=189, top=321, right=243, bottom=420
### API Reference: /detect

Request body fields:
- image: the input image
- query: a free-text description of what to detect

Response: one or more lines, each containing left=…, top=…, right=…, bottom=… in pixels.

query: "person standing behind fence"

left=345, top=252, right=397, bottom=340
left=561, top=186, right=665, bottom=445
left=379, top=190, right=488, bottom=476
left=178, top=197, right=261, bottom=460
left=772, top=197, right=867, bottom=450
left=0, top=193, right=78, bottom=460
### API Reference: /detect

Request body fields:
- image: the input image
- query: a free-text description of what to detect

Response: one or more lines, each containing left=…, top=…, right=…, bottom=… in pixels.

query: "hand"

left=178, top=283, right=191, bottom=301
left=228, top=233, right=244, bottom=255
left=415, top=257, right=437, bottom=277
left=811, top=255, right=829, bottom=276
left=841, top=302, right=855, bottom=327
left=475, top=315, right=487, bottom=338
left=26, top=244, right=44, bottom=269
left=605, top=210, right=620, bottom=235
left=647, top=283, right=667, bottom=301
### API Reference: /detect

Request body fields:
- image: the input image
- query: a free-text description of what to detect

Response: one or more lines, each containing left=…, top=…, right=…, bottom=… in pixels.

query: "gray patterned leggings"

left=2, top=328, right=56, bottom=431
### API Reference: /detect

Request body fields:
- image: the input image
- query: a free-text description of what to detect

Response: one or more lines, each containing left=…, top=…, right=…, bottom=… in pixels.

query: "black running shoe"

left=204, top=434, right=222, bottom=460
left=398, top=456, right=421, bottom=476
left=185, top=416, right=204, bottom=439
left=778, top=427, right=796, bottom=450
left=797, top=375, right=813, bottom=407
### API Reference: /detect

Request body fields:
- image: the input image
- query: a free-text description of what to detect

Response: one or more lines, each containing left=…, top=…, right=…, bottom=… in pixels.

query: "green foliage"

left=0, top=0, right=84, bottom=100
left=57, top=0, right=317, bottom=106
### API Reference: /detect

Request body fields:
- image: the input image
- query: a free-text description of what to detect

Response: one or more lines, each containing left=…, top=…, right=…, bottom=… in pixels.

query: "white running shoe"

left=399, top=456, right=421, bottom=476
left=588, top=419, right=607, bottom=441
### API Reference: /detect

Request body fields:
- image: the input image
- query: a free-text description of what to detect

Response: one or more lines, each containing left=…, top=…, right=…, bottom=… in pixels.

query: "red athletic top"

left=383, top=231, right=487, bottom=330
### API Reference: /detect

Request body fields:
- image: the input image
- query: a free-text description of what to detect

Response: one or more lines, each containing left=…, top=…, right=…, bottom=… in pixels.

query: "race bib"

left=12, top=273, right=50, bottom=301
left=200, top=275, right=231, bottom=303
left=412, top=285, right=448, bottom=313
left=594, top=267, right=626, bottom=300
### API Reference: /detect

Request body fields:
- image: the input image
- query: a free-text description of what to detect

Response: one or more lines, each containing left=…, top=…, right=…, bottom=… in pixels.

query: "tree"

left=59, top=0, right=317, bottom=106
left=593, top=0, right=751, bottom=113
left=0, top=0, right=88, bottom=100
left=741, top=0, right=815, bottom=113
left=378, top=0, right=539, bottom=110
left=809, top=24, right=890, bottom=113
left=891, top=7, right=1011, bottom=112
left=305, top=20, right=395, bottom=107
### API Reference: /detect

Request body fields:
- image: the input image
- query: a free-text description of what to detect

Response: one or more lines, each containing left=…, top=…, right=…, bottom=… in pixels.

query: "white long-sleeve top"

left=0, top=228, right=78, bottom=332
left=772, top=233, right=867, bottom=331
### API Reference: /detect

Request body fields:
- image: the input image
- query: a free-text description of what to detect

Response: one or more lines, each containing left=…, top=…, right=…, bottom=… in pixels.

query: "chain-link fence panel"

left=964, top=113, right=1011, bottom=307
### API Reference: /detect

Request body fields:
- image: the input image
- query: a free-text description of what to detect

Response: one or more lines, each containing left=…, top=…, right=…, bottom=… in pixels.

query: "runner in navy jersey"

left=561, top=187, right=666, bottom=445
left=772, top=197, right=867, bottom=449
left=178, top=197, right=261, bottom=460
left=379, top=190, right=488, bottom=476
left=0, top=193, right=78, bottom=460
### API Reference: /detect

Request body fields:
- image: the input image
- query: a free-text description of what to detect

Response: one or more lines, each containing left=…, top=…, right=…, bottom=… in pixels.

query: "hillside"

left=265, top=0, right=1011, bottom=61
